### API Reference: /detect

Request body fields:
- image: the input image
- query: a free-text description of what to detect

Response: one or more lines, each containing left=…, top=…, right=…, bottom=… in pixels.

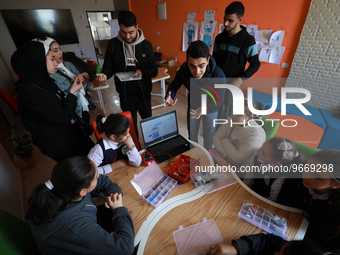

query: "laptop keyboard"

left=148, top=136, right=189, bottom=155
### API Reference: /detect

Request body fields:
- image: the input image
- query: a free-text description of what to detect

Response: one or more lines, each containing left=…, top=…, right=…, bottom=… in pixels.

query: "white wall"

left=0, top=0, right=115, bottom=80
left=286, top=0, right=340, bottom=112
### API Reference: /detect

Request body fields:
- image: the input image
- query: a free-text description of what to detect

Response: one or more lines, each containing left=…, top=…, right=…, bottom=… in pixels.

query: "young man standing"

left=213, top=1, right=260, bottom=118
left=97, top=11, right=158, bottom=138
left=165, top=40, right=226, bottom=150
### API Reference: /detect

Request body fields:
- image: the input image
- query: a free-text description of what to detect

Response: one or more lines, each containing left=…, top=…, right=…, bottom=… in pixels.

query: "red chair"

left=0, top=88, right=19, bottom=114
left=91, top=111, right=140, bottom=151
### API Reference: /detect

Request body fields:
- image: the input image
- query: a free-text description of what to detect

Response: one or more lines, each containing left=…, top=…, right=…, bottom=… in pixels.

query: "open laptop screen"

left=140, top=110, right=179, bottom=148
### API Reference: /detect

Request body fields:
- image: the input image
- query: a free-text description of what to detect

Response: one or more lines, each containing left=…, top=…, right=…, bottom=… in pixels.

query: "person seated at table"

left=276, top=149, right=340, bottom=253
left=212, top=99, right=266, bottom=166
left=165, top=40, right=226, bottom=150
left=246, top=137, right=302, bottom=202
left=88, top=113, right=142, bottom=175
left=11, top=41, right=94, bottom=162
left=209, top=233, right=326, bottom=255
left=33, top=36, right=94, bottom=124
left=26, top=156, right=134, bottom=255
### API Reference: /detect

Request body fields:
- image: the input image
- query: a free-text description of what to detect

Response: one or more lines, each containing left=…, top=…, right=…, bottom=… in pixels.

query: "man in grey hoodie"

left=97, top=11, right=158, bottom=140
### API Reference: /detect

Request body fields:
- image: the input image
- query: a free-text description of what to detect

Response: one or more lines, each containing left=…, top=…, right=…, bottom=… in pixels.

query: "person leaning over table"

left=11, top=41, right=94, bottom=162
left=96, top=11, right=158, bottom=140
left=165, top=40, right=226, bottom=150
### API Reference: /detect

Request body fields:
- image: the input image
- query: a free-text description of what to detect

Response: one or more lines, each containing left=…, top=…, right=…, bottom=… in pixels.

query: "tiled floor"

left=20, top=77, right=193, bottom=213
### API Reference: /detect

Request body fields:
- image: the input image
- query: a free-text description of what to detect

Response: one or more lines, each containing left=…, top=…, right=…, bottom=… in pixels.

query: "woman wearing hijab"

left=11, top=41, right=94, bottom=162
left=33, top=36, right=94, bottom=123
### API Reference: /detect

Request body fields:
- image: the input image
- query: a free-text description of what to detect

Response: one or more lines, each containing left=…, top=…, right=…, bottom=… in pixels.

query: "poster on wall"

left=183, top=22, right=199, bottom=51
left=269, top=46, right=285, bottom=64
left=247, top=25, right=258, bottom=37
left=259, top=45, right=272, bottom=62
left=187, top=12, right=196, bottom=23
left=199, top=20, right=217, bottom=51
left=204, top=10, right=215, bottom=20
left=255, top=30, right=272, bottom=44
left=269, top=30, right=285, bottom=46
left=219, top=24, right=225, bottom=34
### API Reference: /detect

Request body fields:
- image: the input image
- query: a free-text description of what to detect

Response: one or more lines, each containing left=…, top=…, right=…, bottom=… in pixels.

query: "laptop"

left=140, top=110, right=194, bottom=163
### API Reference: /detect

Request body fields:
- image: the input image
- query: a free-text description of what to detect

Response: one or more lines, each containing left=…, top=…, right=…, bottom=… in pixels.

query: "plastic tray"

left=173, top=218, right=223, bottom=255
left=238, top=200, right=288, bottom=239
left=130, top=162, right=177, bottom=208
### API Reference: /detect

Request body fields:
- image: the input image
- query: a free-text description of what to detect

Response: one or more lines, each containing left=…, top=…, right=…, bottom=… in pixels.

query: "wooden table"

left=107, top=142, right=307, bottom=255
left=151, top=68, right=170, bottom=109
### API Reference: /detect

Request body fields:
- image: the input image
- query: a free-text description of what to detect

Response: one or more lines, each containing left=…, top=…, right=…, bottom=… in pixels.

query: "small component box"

left=238, top=200, right=288, bottom=239
left=173, top=218, right=223, bottom=255
left=167, top=154, right=200, bottom=183
left=130, top=162, right=177, bottom=208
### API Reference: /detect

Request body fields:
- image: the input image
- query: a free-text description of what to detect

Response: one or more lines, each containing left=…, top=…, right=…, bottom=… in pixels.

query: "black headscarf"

left=11, top=41, right=59, bottom=94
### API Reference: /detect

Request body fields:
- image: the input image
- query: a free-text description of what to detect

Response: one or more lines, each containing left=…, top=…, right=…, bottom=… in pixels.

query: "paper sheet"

left=187, top=12, right=196, bottom=22
left=199, top=20, right=217, bottom=52
left=219, top=24, right=225, bottom=34
left=269, top=30, right=285, bottom=47
left=259, top=45, right=272, bottom=62
left=256, top=30, right=272, bottom=44
left=247, top=25, right=258, bottom=37
left=269, top=46, right=285, bottom=65
left=204, top=10, right=215, bottom=20
left=182, top=22, right=199, bottom=51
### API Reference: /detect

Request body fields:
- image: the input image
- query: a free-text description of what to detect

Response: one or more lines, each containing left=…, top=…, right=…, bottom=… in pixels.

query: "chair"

left=91, top=111, right=140, bottom=151
left=0, top=88, right=19, bottom=114
left=0, top=209, right=41, bottom=255
left=262, top=116, right=280, bottom=141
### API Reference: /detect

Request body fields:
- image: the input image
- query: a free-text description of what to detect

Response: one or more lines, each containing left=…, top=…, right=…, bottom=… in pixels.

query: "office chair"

left=91, top=111, right=140, bottom=151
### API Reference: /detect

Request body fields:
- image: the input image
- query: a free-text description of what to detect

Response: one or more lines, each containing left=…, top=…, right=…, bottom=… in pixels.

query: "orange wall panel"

left=130, top=0, right=311, bottom=89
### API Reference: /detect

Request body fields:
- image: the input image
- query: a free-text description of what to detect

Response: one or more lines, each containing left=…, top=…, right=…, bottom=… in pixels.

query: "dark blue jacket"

left=28, top=175, right=134, bottom=255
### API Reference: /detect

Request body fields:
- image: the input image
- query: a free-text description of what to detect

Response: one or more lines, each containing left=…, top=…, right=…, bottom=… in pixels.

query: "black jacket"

left=101, top=37, right=158, bottom=102
left=213, top=26, right=260, bottom=79
left=16, top=82, right=94, bottom=162
left=166, top=56, right=226, bottom=113
left=233, top=234, right=286, bottom=255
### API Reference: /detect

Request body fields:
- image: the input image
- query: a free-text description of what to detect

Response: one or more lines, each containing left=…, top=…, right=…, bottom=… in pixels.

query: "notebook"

left=140, top=110, right=193, bottom=163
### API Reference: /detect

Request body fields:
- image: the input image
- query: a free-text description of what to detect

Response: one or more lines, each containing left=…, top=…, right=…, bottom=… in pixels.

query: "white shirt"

left=88, top=135, right=142, bottom=175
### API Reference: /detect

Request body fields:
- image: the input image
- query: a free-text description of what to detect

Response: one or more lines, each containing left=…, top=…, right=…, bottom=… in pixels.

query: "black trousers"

left=119, top=95, right=152, bottom=142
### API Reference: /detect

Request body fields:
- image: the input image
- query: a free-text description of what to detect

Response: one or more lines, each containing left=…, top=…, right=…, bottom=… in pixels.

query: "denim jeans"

left=188, top=110, right=218, bottom=150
